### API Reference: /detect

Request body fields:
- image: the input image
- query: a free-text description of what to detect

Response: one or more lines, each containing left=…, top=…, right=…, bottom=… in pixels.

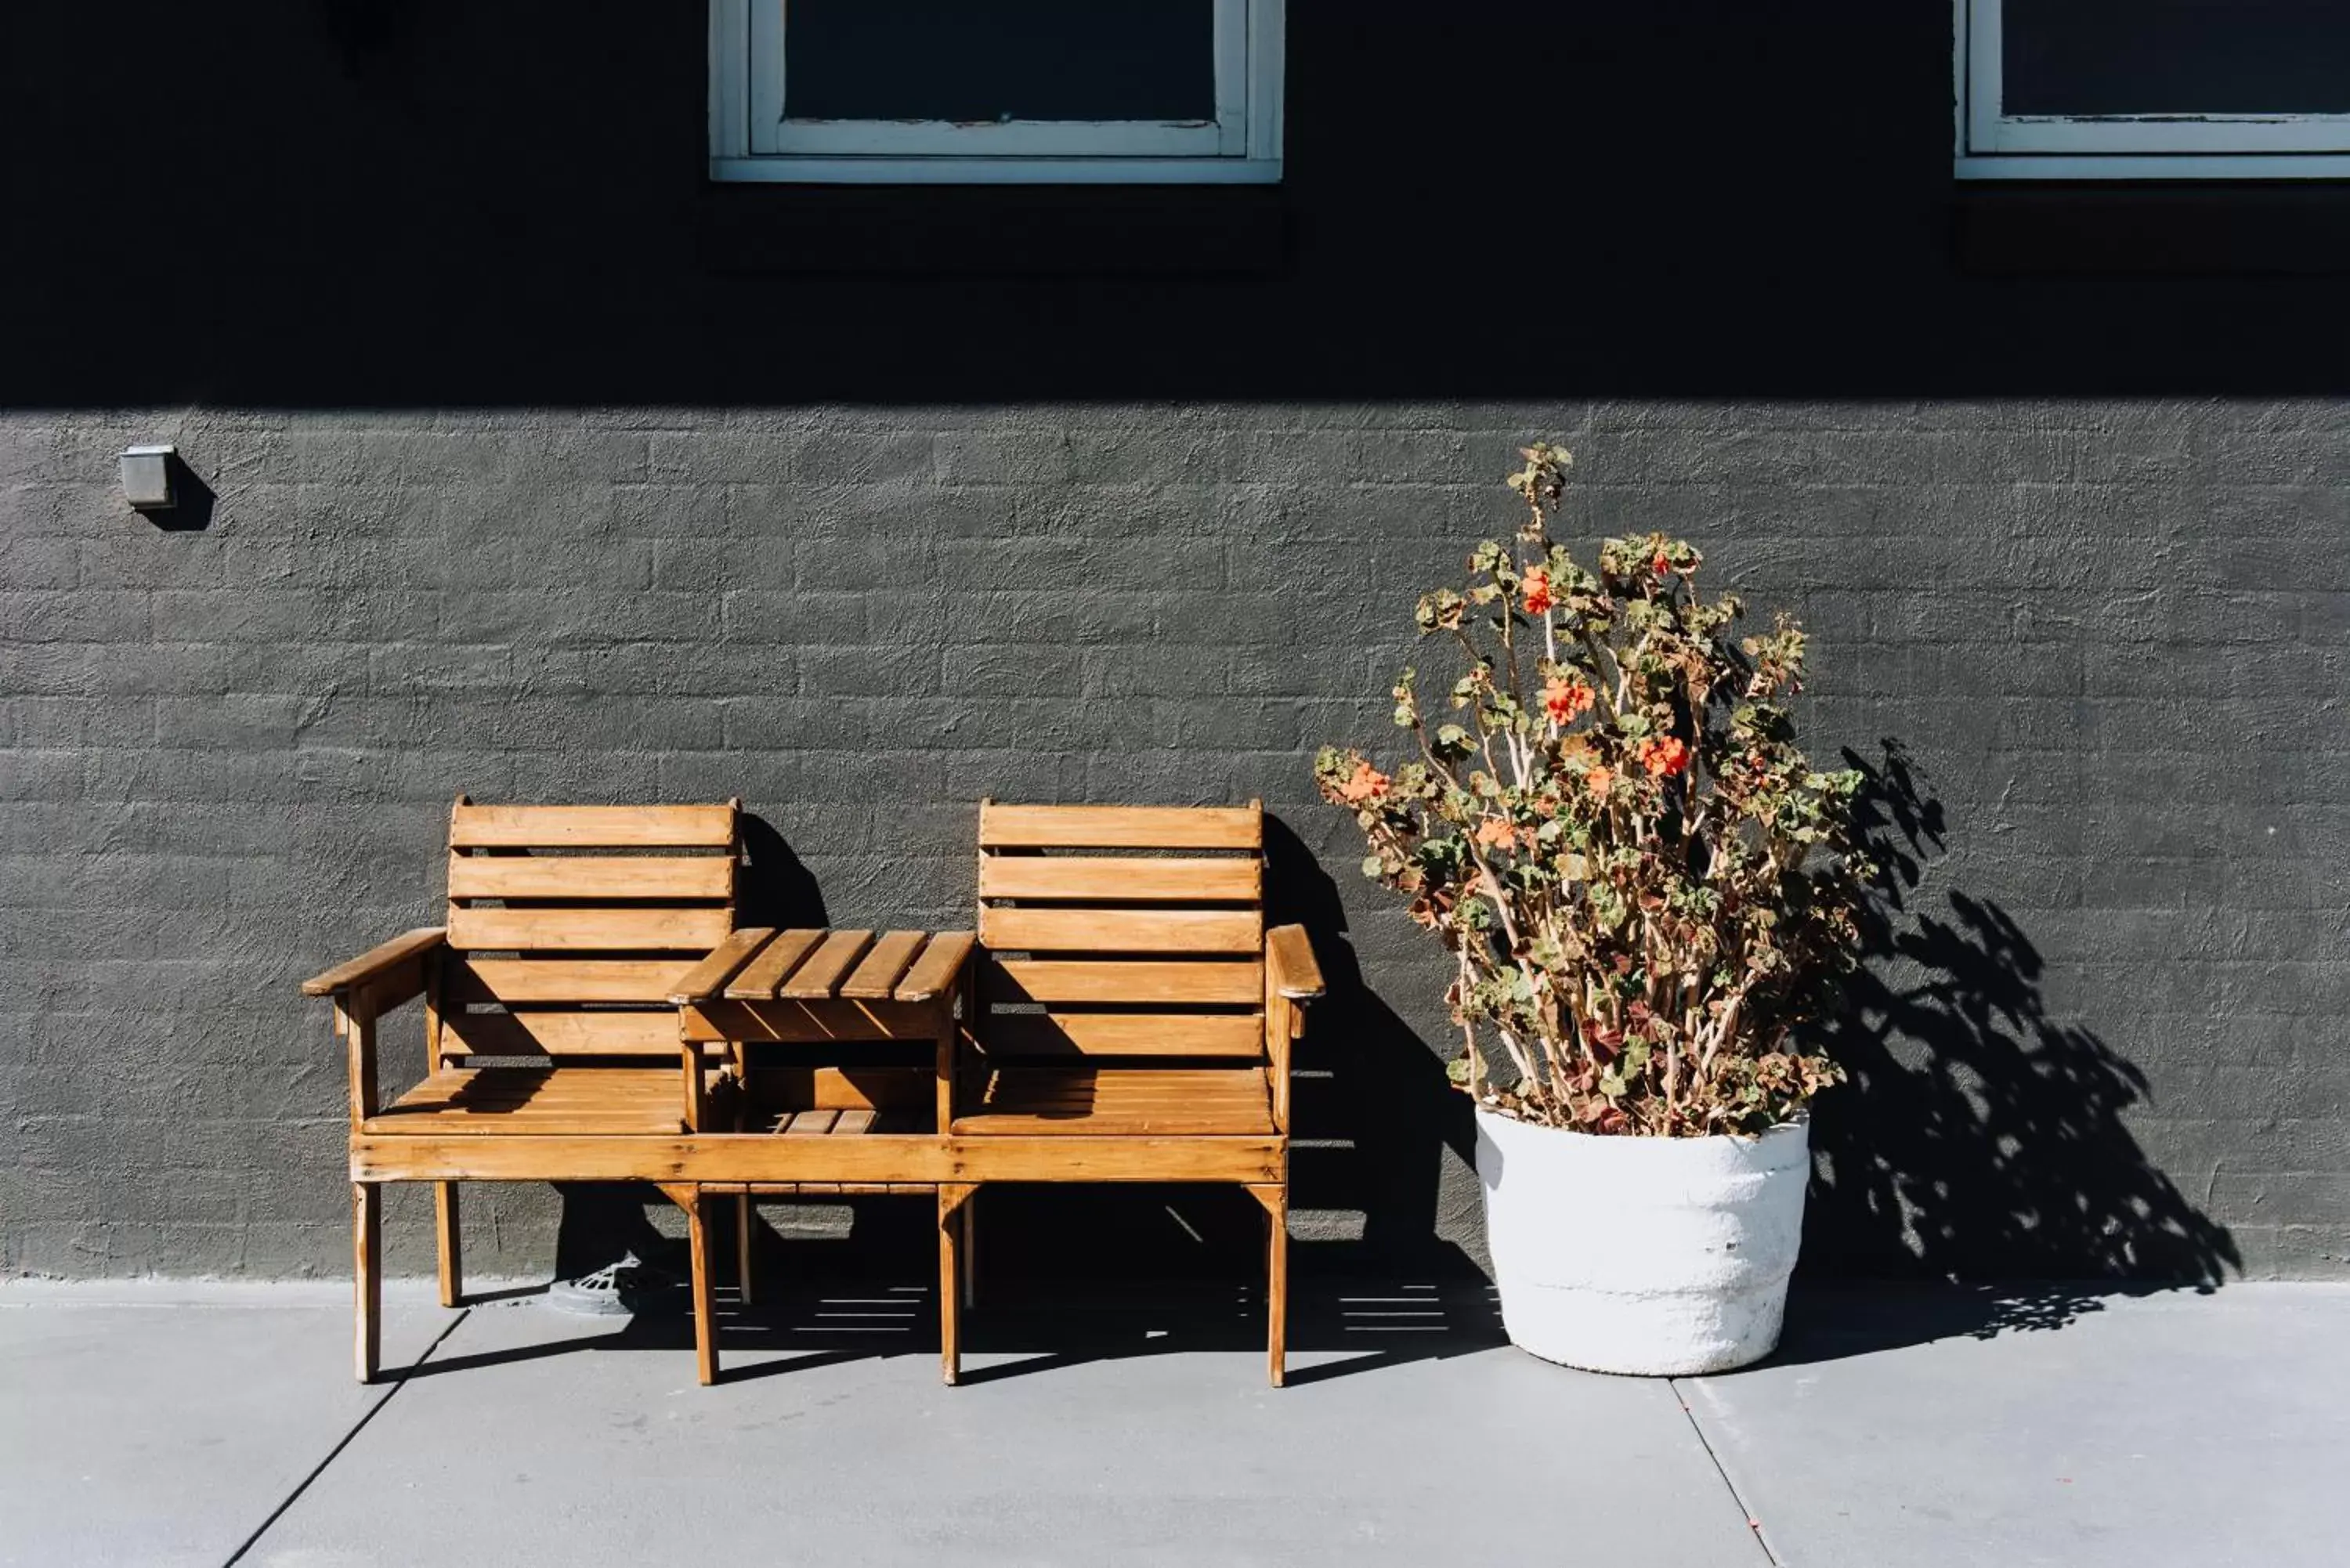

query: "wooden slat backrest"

left=974, top=801, right=1267, bottom=1063
left=436, top=799, right=739, bottom=1062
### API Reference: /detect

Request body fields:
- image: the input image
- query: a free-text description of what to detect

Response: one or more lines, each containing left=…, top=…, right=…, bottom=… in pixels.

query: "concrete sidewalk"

left=4, top=1277, right=2343, bottom=1567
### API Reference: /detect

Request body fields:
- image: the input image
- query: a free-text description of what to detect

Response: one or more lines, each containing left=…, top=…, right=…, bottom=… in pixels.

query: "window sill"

left=1958, top=154, right=2350, bottom=182
left=1955, top=182, right=2350, bottom=275
left=712, top=157, right=1281, bottom=186
left=695, top=181, right=1289, bottom=276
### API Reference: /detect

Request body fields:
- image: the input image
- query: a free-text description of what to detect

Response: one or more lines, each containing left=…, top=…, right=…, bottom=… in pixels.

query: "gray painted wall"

left=2, top=399, right=2339, bottom=1281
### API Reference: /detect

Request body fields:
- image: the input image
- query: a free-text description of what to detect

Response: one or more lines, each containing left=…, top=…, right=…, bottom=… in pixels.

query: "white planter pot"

left=1474, top=1105, right=1810, bottom=1376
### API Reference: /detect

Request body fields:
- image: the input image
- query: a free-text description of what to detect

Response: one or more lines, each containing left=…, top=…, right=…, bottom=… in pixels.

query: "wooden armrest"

left=1266, top=924, right=1325, bottom=1002
left=301, top=928, right=446, bottom=997
left=667, top=927, right=776, bottom=1006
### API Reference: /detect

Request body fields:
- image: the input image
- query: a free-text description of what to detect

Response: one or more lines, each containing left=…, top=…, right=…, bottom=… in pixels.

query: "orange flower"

left=1338, top=761, right=1390, bottom=804
left=1541, top=675, right=1594, bottom=725
left=1473, top=816, right=1517, bottom=851
left=1520, top=567, right=1554, bottom=616
left=1585, top=765, right=1614, bottom=799
left=1651, top=551, right=1672, bottom=576
left=1636, top=735, right=1692, bottom=778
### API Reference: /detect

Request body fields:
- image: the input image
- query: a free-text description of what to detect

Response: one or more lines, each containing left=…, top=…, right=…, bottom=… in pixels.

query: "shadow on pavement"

left=1744, top=1279, right=2225, bottom=1373
left=392, top=1273, right=1507, bottom=1388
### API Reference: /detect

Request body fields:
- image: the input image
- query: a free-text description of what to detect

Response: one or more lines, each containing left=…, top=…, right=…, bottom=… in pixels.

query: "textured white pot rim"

left=1473, top=1102, right=1810, bottom=1147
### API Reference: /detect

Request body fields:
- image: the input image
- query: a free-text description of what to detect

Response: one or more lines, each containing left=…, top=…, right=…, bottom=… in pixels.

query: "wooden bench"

left=304, top=798, right=747, bottom=1383
left=311, top=798, right=1321, bottom=1390
left=947, top=800, right=1324, bottom=1386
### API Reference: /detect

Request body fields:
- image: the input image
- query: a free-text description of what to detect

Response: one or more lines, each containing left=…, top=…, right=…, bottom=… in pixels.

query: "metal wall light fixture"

left=120, top=444, right=177, bottom=511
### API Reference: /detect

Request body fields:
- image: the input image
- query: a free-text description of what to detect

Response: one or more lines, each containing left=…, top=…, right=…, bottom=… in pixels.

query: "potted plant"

left=1315, top=444, right=1867, bottom=1375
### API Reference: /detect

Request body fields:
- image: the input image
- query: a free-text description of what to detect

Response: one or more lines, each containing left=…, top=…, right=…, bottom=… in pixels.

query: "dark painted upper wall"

left=7, top=3, right=2349, bottom=404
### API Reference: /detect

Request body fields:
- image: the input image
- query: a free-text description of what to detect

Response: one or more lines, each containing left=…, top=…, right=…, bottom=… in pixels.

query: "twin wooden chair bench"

left=302, top=798, right=1323, bottom=1387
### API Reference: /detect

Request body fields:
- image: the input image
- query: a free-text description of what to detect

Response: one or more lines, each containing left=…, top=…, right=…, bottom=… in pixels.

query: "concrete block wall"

left=2, top=399, right=2341, bottom=1281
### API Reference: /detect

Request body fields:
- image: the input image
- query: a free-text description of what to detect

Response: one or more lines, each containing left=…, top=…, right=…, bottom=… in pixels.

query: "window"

left=1956, top=0, right=2350, bottom=178
left=710, top=0, right=1283, bottom=183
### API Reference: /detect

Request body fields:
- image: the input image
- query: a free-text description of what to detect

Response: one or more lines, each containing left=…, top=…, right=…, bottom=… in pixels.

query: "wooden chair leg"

left=434, top=1181, right=462, bottom=1309
left=736, top=1192, right=755, bottom=1307
left=960, top=1187, right=978, bottom=1310
left=660, top=1183, right=718, bottom=1386
left=938, top=1183, right=975, bottom=1386
left=352, top=1183, right=382, bottom=1384
left=1249, top=1184, right=1287, bottom=1388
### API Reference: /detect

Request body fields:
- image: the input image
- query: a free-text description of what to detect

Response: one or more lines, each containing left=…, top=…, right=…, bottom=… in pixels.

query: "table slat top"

left=711, top=928, right=976, bottom=1005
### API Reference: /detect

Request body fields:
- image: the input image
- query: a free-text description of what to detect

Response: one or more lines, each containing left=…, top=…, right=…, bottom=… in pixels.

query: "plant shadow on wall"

left=1789, top=741, right=2240, bottom=1355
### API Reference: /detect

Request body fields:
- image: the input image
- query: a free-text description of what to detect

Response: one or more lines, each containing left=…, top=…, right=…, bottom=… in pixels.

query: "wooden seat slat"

left=725, top=928, right=827, bottom=999
left=966, top=1075, right=1268, bottom=1099
left=894, top=930, right=976, bottom=1002
left=783, top=1108, right=842, bottom=1136
left=833, top=1108, right=877, bottom=1135
left=953, top=1067, right=1274, bottom=1136
left=839, top=930, right=927, bottom=999
left=449, top=803, right=736, bottom=848
left=363, top=1067, right=685, bottom=1136
left=977, top=1011, right=1264, bottom=1058
left=389, top=1097, right=652, bottom=1114
left=984, top=957, right=1263, bottom=1006
left=978, top=906, right=1263, bottom=955
left=446, top=854, right=733, bottom=901
left=979, top=803, right=1262, bottom=850
left=970, top=1089, right=1271, bottom=1109
left=447, top=905, right=733, bottom=953
left=780, top=930, right=874, bottom=999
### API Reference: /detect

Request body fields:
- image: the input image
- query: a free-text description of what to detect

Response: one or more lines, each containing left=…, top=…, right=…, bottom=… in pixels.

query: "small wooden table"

left=679, top=927, right=974, bottom=1121
left=671, top=927, right=977, bottom=1377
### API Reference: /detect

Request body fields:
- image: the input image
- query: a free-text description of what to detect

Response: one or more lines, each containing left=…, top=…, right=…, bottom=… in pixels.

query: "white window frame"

left=1955, top=0, right=2350, bottom=179
left=710, top=0, right=1283, bottom=184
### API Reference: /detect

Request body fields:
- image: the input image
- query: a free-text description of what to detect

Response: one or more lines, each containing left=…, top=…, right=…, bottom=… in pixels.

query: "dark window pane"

left=2005, top=0, right=2350, bottom=115
left=786, top=0, right=1214, bottom=123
